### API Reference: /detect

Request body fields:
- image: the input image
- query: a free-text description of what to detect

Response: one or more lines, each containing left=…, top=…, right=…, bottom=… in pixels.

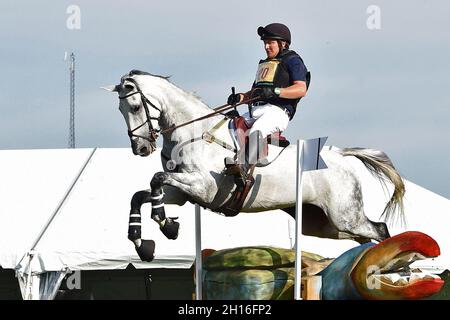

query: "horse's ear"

left=101, top=84, right=120, bottom=92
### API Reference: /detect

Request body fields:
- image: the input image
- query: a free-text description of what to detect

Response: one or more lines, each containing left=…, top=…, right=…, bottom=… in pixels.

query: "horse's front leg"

left=128, top=186, right=186, bottom=262
left=128, top=171, right=208, bottom=262
left=150, top=171, right=215, bottom=204
left=128, top=190, right=156, bottom=262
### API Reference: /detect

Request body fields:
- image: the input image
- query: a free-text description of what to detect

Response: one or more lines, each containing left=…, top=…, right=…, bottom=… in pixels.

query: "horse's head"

left=104, top=71, right=164, bottom=156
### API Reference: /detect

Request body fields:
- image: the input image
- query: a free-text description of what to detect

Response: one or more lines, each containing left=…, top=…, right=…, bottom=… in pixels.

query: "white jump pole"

left=195, top=204, right=202, bottom=300
left=294, top=139, right=304, bottom=300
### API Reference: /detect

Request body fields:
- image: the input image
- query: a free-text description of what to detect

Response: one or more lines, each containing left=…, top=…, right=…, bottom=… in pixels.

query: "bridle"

left=117, top=76, right=262, bottom=141
left=118, top=77, right=162, bottom=144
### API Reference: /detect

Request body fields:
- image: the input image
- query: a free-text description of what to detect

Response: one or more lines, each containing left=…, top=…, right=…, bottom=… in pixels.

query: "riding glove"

left=227, top=93, right=242, bottom=105
left=253, top=87, right=277, bottom=101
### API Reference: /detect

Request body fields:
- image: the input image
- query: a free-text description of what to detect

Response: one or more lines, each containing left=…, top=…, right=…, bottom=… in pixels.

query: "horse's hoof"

left=160, top=218, right=179, bottom=240
left=136, top=240, right=155, bottom=262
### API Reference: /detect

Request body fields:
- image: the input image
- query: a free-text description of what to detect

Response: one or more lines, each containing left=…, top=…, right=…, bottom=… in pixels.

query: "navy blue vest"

left=253, top=49, right=310, bottom=119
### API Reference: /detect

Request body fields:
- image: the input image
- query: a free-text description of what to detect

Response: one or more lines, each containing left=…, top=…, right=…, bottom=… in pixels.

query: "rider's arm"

left=240, top=91, right=252, bottom=102
left=277, top=80, right=307, bottom=99
left=278, top=54, right=308, bottom=99
left=241, top=80, right=306, bottom=100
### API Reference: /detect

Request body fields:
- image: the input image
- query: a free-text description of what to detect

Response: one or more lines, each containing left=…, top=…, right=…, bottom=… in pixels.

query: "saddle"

left=218, top=116, right=290, bottom=216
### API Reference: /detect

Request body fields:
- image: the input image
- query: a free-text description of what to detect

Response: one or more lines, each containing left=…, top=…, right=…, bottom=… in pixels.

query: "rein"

left=160, top=96, right=261, bottom=134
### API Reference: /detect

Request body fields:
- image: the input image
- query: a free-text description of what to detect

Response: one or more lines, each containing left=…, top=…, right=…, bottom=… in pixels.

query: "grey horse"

left=104, top=70, right=405, bottom=261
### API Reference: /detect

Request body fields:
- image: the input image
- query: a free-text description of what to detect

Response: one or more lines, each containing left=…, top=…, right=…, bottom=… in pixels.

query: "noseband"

left=119, top=78, right=161, bottom=144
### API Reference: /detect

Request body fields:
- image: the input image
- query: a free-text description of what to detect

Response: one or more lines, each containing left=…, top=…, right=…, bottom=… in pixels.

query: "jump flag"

left=301, top=137, right=328, bottom=171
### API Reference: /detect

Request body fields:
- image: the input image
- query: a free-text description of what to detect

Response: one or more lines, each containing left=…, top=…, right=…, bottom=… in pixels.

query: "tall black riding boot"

left=234, top=130, right=264, bottom=188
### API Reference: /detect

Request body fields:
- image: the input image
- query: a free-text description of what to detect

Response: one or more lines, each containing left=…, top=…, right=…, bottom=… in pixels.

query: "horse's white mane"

left=124, top=69, right=210, bottom=109
left=123, top=69, right=171, bottom=81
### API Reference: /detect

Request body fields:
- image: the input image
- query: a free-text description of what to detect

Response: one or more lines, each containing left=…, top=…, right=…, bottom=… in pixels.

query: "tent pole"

left=195, top=204, right=202, bottom=300
left=294, top=140, right=304, bottom=300
left=24, top=253, right=34, bottom=300
left=15, top=148, right=97, bottom=300
left=29, top=148, right=97, bottom=250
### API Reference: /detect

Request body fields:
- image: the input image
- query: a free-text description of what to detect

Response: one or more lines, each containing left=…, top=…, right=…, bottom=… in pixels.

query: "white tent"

left=0, top=147, right=449, bottom=299
left=0, top=148, right=294, bottom=299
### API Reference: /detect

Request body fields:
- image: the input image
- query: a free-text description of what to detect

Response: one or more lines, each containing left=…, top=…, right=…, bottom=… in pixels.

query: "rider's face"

left=264, top=39, right=280, bottom=59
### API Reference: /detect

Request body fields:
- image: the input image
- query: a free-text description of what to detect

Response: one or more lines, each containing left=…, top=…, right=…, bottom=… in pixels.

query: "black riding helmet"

left=257, top=23, right=291, bottom=44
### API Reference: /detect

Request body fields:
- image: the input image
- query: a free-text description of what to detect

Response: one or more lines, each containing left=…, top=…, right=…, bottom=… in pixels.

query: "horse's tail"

left=339, top=147, right=406, bottom=227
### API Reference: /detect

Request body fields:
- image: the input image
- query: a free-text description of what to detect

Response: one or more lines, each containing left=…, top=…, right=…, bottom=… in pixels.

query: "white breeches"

left=242, top=103, right=290, bottom=137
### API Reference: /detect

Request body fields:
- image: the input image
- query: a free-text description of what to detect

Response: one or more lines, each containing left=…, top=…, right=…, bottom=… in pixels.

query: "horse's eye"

left=124, top=84, right=134, bottom=90
left=133, top=105, right=141, bottom=112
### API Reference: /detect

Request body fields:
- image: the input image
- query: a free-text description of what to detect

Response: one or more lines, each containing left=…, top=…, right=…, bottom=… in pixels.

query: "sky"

left=0, top=0, right=449, bottom=199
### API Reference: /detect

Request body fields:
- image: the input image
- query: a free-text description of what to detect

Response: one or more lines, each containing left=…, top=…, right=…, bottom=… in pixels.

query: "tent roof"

left=0, top=147, right=449, bottom=274
left=0, top=148, right=293, bottom=273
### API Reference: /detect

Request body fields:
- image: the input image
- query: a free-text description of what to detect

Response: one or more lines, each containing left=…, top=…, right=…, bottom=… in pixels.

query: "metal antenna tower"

left=68, top=52, right=75, bottom=148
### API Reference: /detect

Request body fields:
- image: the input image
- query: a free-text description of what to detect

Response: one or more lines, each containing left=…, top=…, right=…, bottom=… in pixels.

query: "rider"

left=225, top=22, right=310, bottom=188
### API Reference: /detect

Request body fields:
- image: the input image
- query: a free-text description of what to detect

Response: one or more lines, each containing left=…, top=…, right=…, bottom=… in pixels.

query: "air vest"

left=253, top=49, right=310, bottom=119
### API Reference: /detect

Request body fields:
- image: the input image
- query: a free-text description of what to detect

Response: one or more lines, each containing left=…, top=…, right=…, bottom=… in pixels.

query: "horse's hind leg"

left=282, top=200, right=390, bottom=244
left=326, top=187, right=391, bottom=243
left=352, top=220, right=390, bottom=243
left=282, top=204, right=341, bottom=240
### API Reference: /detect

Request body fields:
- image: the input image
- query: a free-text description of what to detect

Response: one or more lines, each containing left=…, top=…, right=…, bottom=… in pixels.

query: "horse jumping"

left=104, top=70, right=405, bottom=261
